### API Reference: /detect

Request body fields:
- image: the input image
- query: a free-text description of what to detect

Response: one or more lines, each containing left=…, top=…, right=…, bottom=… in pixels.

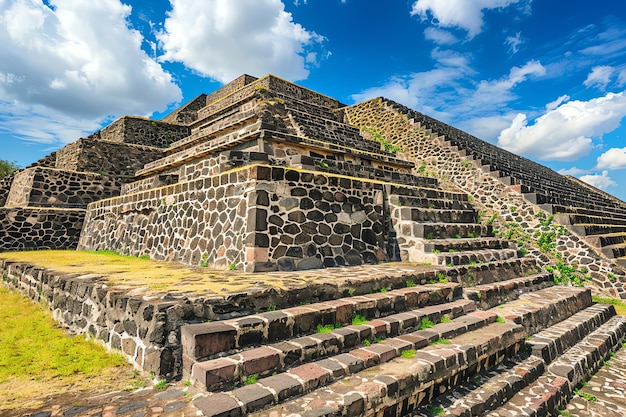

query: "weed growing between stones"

left=401, top=349, right=417, bottom=359
left=352, top=313, right=368, bottom=326
left=244, top=374, right=259, bottom=385
left=200, top=253, right=209, bottom=268
left=430, top=406, right=444, bottom=416
left=431, top=338, right=451, bottom=345
left=362, top=127, right=403, bottom=154
left=316, top=324, right=340, bottom=334
left=546, top=263, right=592, bottom=287
left=419, top=317, right=435, bottom=330
left=573, top=388, right=597, bottom=402
left=439, top=316, right=451, bottom=323
left=406, top=280, right=416, bottom=288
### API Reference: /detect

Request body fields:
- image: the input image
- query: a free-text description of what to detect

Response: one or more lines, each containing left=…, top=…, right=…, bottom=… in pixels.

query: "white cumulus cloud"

left=0, top=0, right=182, bottom=146
left=158, top=0, right=325, bottom=83
left=597, top=147, right=626, bottom=170
left=498, top=91, right=626, bottom=161
left=0, top=0, right=181, bottom=119
left=579, top=171, right=617, bottom=190
left=410, top=0, right=521, bottom=38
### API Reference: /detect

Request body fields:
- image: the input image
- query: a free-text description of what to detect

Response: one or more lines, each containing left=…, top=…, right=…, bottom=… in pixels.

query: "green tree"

left=0, top=159, right=20, bottom=179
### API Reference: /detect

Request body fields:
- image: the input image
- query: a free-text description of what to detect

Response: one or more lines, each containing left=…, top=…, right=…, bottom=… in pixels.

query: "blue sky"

left=1, top=0, right=626, bottom=201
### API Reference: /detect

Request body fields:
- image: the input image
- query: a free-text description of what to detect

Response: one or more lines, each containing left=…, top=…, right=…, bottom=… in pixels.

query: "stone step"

left=389, top=194, right=474, bottom=211
left=526, top=303, right=616, bottom=364
left=397, top=207, right=478, bottom=224
left=428, top=237, right=510, bottom=252
left=600, top=243, right=626, bottom=259
left=204, top=311, right=498, bottom=416
left=573, top=223, right=626, bottom=237
left=134, top=119, right=264, bottom=178
left=464, top=272, right=554, bottom=309
left=430, top=248, right=519, bottom=267
left=409, top=223, right=494, bottom=240
left=190, top=299, right=477, bottom=390
left=446, top=257, right=544, bottom=287
left=585, top=232, right=626, bottom=248
left=562, top=343, right=626, bottom=417
left=263, top=128, right=414, bottom=168
left=390, top=185, right=469, bottom=202
left=240, top=321, right=526, bottom=417
left=413, top=355, right=546, bottom=417
left=485, top=315, right=626, bottom=417
left=289, top=155, right=437, bottom=188
left=181, top=283, right=462, bottom=368
left=490, top=286, right=592, bottom=335
left=168, top=105, right=258, bottom=153
left=540, top=203, right=626, bottom=221
left=556, top=213, right=626, bottom=227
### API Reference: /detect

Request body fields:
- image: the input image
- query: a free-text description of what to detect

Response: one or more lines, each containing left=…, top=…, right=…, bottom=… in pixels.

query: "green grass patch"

left=432, top=338, right=451, bottom=345
left=316, top=324, right=336, bottom=334
left=573, top=388, right=597, bottom=402
left=419, top=317, right=435, bottom=330
left=0, top=286, right=141, bottom=411
left=439, top=316, right=451, bottom=323
left=244, top=373, right=259, bottom=385
left=430, top=406, right=444, bottom=416
left=401, top=349, right=416, bottom=359
left=0, top=287, right=128, bottom=381
left=352, top=313, right=368, bottom=326
left=592, top=295, right=626, bottom=316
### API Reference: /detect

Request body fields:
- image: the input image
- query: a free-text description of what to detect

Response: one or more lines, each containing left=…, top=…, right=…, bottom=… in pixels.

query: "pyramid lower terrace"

left=3, top=74, right=626, bottom=416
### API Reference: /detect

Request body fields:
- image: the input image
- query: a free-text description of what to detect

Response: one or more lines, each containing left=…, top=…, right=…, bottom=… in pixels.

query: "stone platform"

left=3, top=254, right=626, bottom=417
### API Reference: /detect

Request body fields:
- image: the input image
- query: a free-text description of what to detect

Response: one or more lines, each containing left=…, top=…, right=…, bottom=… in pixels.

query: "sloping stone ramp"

left=181, top=278, right=626, bottom=417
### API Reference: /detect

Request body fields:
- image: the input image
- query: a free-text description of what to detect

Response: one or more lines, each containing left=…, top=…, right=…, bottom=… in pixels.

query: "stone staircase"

left=183, top=280, right=626, bottom=417
left=389, top=184, right=517, bottom=267
left=373, top=98, right=626, bottom=268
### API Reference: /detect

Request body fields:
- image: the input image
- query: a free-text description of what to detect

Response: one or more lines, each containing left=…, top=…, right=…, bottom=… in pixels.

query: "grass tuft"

left=352, top=313, right=368, bottom=326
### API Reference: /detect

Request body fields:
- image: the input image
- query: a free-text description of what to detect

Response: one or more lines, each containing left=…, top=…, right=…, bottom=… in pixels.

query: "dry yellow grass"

left=0, top=250, right=331, bottom=296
